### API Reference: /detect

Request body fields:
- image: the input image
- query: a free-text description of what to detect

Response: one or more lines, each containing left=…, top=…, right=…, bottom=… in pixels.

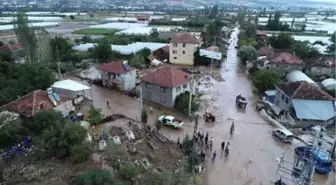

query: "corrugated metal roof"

left=292, top=99, right=335, bottom=121
left=286, top=70, right=316, bottom=85
left=200, top=49, right=222, bottom=60
left=265, top=90, right=276, bottom=96
left=321, top=78, right=336, bottom=90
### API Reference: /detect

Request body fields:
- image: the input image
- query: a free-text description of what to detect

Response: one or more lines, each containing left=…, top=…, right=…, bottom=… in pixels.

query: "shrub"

left=70, top=169, right=123, bottom=185
left=119, top=163, right=139, bottom=181
left=174, top=92, right=199, bottom=115
left=88, top=106, right=103, bottom=125
left=70, top=142, right=93, bottom=163
left=141, top=110, right=148, bottom=123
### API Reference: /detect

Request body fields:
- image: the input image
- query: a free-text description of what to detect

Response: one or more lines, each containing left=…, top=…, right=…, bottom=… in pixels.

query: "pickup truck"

left=157, top=115, right=183, bottom=129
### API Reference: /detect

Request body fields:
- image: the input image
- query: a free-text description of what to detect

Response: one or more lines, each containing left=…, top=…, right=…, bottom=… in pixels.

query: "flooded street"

left=70, top=27, right=334, bottom=185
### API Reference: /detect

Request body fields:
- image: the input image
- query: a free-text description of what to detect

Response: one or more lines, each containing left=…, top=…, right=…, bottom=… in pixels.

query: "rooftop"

left=258, top=46, right=274, bottom=57
left=270, top=52, right=304, bottom=65
left=170, top=33, right=200, bottom=44
left=0, top=90, right=70, bottom=118
left=98, top=61, right=135, bottom=74
left=276, top=81, right=334, bottom=101
left=256, top=30, right=267, bottom=36
left=141, top=66, right=190, bottom=87
left=312, top=57, right=336, bottom=68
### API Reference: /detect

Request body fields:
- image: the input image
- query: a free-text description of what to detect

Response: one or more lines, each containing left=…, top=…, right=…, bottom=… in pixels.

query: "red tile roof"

left=160, top=45, right=170, bottom=52
left=276, top=81, right=334, bottom=101
left=270, top=52, right=304, bottom=65
left=0, top=43, right=22, bottom=54
left=256, top=30, right=267, bottom=36
left=312, top=57, right=336, bottom=68
left=1, top=90, right=70, bottom=118
left=141, top=66, right=190, bottom=87
left=258, top=46, right=274, bottom=57
left=97, top=61, right=135, bottom=74
left=170, top=33, right=200, bottom=44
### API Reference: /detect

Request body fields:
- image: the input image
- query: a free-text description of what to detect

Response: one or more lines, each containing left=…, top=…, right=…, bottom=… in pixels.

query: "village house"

left=98, top=61, right=136, bottom=91
left=309, top=57, right=336, bottom=78
left=263, top=52, right=304, bottom=76
left=140, top=66, right=193, bottom=108
left=169, top=33, right=200, bottom=65
left=275, top=81, right=335, bottom=127
left=0, top=89, right=74, bottom=118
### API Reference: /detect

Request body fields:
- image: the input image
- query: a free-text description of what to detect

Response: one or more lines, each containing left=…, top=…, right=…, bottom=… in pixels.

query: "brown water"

left=70, top=27, right=334, bottom=185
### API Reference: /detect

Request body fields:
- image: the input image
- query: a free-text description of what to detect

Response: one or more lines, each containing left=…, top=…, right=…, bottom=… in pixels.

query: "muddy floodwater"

left=69, top=27, right=334, bottom=185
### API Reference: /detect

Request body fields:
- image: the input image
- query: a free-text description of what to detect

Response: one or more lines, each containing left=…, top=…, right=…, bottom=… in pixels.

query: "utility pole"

left=188, top=75, right=194, bottom=116
left=191, top=114, right=199, bottom=185
left=57, top=62, right=62, bottom=80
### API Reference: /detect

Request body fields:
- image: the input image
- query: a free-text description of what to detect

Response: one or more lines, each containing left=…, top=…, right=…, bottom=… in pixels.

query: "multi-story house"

left=169, top=33, right=200, bottom=65
left=309, top=57, right=335, bottom=78
left=140, top=66, right=193, bottom=108
left=274, top=81, right=335, bottom=127
left=264, top=52, right=304, bottom=77
left=98, top=61, right=136, bottom=91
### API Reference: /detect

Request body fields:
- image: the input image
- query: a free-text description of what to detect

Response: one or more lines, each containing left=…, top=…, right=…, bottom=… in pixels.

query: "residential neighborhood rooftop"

left=258, top=46, right=274, bottom=57
left=312, top=57, right=336, bottom=68
left=170, top=33, right=200, bottom=44
left=270, top=52, right=304, bottom=65
left=141, top=66, right=190, bottom=87
left=276, top=81, right=335, bottom=101
left=98, top=61, right=135, bottom=74
left=256, top=30, right=267, bottom=36
left=0, top=90, right=70, bottom=118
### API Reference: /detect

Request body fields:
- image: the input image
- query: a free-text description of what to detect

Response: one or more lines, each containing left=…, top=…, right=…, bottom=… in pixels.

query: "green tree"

left=92, top=41, right=112, bottom=62
left=36, top=119, right=87, bottom=158
left=70, top=142, right=93, bottom=163
left=254, top=14, right=259, bottom=26
left=209, top=5, right=218, bottom=19
left=252, top=69, right=280, bottom=93
left=14, top=12, right=38, bottom=63
left=174, top=92, right=199, bottom=115
left=150, top=28, right=159, bottom=38
left=88, top=106, right=103, bottom=125
left=70, top=15, right=75, bottom=20
left=238, top=38, right=257, bottom=47
left=70, top=169, right=123, bottom=185
left=237, top=45, right=258, bottom=63
left=81, top=35, right=93, bottom=43
left=292, top=41, right=321, bottom=60
left=119, top=163, right=139, bottom=181
left=50, top=36, right=73, bottom=61
left=269, top=33, right=295, bottom=49
left=291, top=18, right=295, bottom=28
left=141, top=109, right=148, bottom=123
left=0, top=116, right=28, bottom=149
left=243, top=23, right=257, bottom=38
left=327, top=32, right=335, bottom=55
left=26, top=110, right=64, bottom=134
left=74, top=38, right=81, bottom=45
left=300, top=24, right=306, bottom=32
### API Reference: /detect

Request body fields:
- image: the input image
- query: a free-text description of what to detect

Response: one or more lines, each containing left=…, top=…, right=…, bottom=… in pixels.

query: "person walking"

left=210, top=137, right=213, bottom=151
left=106, top=101, right=110, bottom=109
left=200, top=132, right=204, bottom=146
left=221, top=141, right=225, bottom=151
left=204, top=133, right=209, bottom=146
left=212, top=151, right=217, bottom=161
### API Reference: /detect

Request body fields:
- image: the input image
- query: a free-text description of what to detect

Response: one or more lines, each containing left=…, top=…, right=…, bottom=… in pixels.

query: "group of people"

left=196, top=122, right=235, bottom=162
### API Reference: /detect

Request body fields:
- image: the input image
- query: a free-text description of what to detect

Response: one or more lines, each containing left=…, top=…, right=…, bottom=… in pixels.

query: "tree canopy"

left=252, top=69, right=280, bottom=93
left=92, top=41, right=113, bottom=62
left=292, top=41, right=321, bottom=60
left=265, top=11, right=290, bottom=31
left=237, top=45, right=258, bottom=63
left=70, top=169, right=123, bottom=185
left=269, top=33, right=295, bottom=49
left=174, top=91, right=199, bottom=115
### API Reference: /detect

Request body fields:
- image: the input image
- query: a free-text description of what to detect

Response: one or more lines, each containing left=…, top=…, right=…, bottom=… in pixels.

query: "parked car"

left=157, top=115, right=183, bottom=128
left=272, top=128, right=294, bottom=143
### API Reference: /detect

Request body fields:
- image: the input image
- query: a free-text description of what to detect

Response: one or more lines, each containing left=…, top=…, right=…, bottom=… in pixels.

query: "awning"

left=292, top=99, right=335, bottom=121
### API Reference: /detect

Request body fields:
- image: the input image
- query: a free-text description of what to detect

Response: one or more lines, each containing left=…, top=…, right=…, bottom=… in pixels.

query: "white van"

left=272, top=128, right=294, bottom=143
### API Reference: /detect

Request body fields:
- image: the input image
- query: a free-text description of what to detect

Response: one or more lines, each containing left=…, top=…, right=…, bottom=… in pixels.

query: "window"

left=285, top=65, right=289, bottom=69
left=160, top=87, right=166, bottom=93
left=182, top=51, right=185, bottom=54
left=183, top=43, right=186, bottom=47
left=173, top=50, right=177, bottom=54
left=276, top=65, right=280, bottom=68
left=173, top=43, right=177, bottom=47
left=176, top=86, right=181, bottom=92
left=174, top=57, right=177, bottom=60
left=183, top=84, right=187, bottom=88
left=281, top=94, right=284, bottom=100
left=285, top=97, right=289, bottom=104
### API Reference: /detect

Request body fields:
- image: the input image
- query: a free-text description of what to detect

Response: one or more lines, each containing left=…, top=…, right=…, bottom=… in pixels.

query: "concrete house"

left=309, top=57, right=335, bottom=78
left=0, top=89, right=74, bottom=118
left=275, top=81, right=335, bottom=127
left=98, top=61, right=136, bottom=91
left=140, top=66, right=193, bottom=108
left=264, top=52, right=304, bottom=77
left=169, top=33, right=200, bottom=65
